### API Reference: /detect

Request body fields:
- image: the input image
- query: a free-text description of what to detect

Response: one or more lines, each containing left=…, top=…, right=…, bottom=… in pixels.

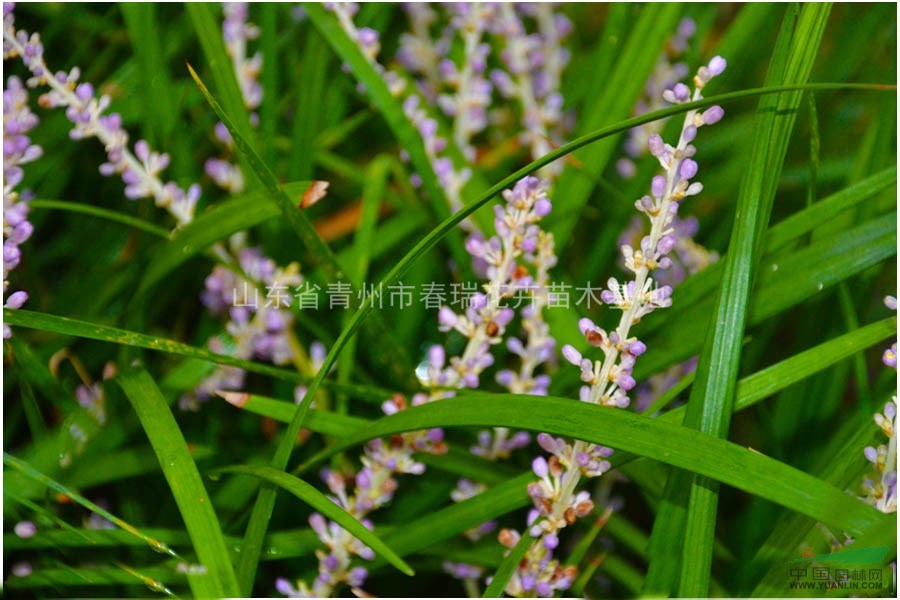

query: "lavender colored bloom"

left=400, top=90, right=473, bottom=224
left=884, top=344, right=897, bottom=369
left=702, top=105, right=725, bottom=125
left=443, top=561, right=484, bottom=581
left=3, top=7, right=199, bottom=224
left=11, top=562, right=31, bottom=578
left=3, top=74, right=40, bottom=337
left=679, top=157, right=698, bottom=180
left=14, top=520, right=36, bottom=538
left=279, top=394, right=447, bottom=596
left=883, top=296, right=898, bottom=368
left=707, top=55, right=727, bottom=77
left=489, top=4, right=572, bottom=177
left=428, top=177, right=555, bottom=391
left=503, top=52, right=726, bottom=596
left=862, top=297, right=897, bottom=514
left=498, top=527, right=578, bottom=598
left=392, top=3, right=572, bottom=229
left=203, top=3, right=262, bottom=193
left=861, top=398, right=897, bottom=514
left=182, top=241, right=303, bottom=410
left=327, top=2, right=403, bottom=96
left=277, top=178, right=557, bottom=597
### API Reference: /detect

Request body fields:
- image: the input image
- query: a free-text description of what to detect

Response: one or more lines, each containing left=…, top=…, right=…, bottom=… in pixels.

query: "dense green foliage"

left=3, top=3, right=897, bottom=598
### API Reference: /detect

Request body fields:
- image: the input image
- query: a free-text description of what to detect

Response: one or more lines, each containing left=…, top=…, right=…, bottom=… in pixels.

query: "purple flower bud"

left=6, top=290, right=28, bottom=309
left=561, top=344, right=582, bottom=366
left=275, top=578, right=295, bottom=596
left=683, top=125, right=697, bottom=142
left=617, top=374, right=636, bottom=391
left=657, top=234, right=677, bottom=256
left=577, top=318, right=595, bottom=335
left=323, top=554, right=340, bottom=571
left=617, top=157, right=637, bottom=179
left=651, top=175, right=667, bottom=198
left=357, top=27, right=378, bottom=46
left=265, top=310, right=284, bottom=331
left=534, top=198, right=552, bottom=217
left=707, top=56, right=727, bottom=76
left=495, top=307, right=515, bottom=327
left=864, top=446, right=878, bottom=463
left=74, top=82, right=93, bottom=102
left=434, top=157, right=453, bottom=179
left=544, top=533, right=559, bottom=549
left=883, top=344, right=897, bottom=369
left=673, top=82, right=690, bottom=102
left=628, top=340, right=647, bottom=356
left=4, top=242, right=21, bottom=265
left=648, top=134, right=665, bottom=157
left=465, top=235, right=485, bottom=257
left=470, top=293, right=487, bottom=311
left=14, top=521, right=36, bottom=538
left=679, top=158, right=698, bottom=180
left=348, top=567, right=368, bottom=587
left=521, top=574, right=537, bottom=591
left=438, top=306, right=457, bottom=329
left=579, top=385, right=591, bottom=402
left=417, top=118, right=437, bottom=140
left=509, top=430, right=530, bottom=448
left=702, top=106, right=725, bottom=125
left=496, top=370, right=514, bottom=386
left=428, top=344, right=445, bottom=369
left=678, top=18, right=697, bottom=38
left=532, top=456, right=549, bottom=478
left=135, top=139, right=150, bottom=162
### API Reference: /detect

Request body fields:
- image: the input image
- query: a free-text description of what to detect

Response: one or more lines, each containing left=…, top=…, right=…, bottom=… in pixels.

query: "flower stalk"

left=501, top=56, right=726, bottom=597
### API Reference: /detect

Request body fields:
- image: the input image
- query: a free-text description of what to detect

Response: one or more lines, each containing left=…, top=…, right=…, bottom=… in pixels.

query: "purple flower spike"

left=3, top=74, right=41, bottom=336
left=511, top=42, right=730, bottom=597
left=4, top=13, right=201, bottom=224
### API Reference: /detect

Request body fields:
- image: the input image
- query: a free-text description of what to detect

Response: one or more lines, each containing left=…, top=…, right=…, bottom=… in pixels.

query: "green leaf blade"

left=115, top=366, right=239, bottom=598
